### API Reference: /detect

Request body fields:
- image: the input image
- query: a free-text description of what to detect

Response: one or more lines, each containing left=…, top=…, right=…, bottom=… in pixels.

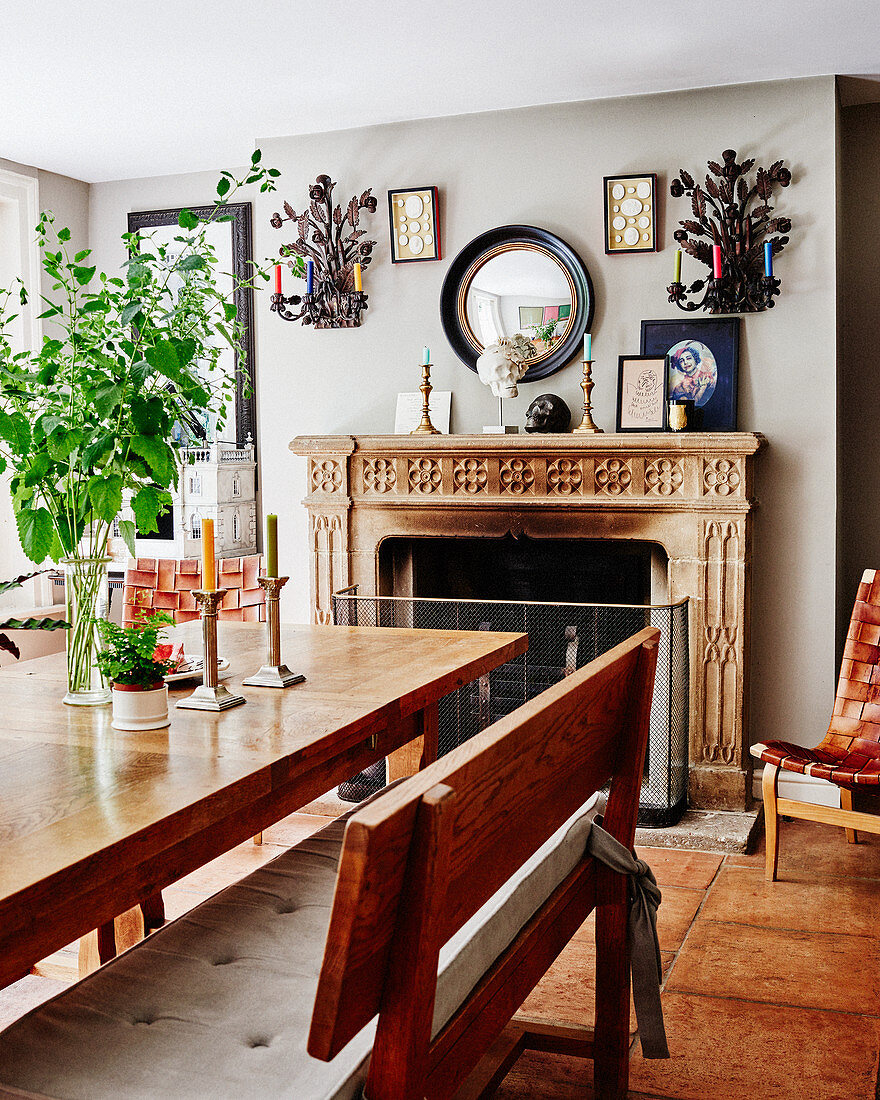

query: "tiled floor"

left=2, top=814, right=879, bottom=1098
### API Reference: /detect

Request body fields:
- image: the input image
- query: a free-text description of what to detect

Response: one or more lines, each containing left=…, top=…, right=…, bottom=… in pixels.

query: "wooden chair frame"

left=308, top=628, right=660, bottom=1100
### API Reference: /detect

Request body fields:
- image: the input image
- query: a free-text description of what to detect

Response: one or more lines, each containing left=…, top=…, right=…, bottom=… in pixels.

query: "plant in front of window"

left=530, top=318, right=558, bottom=346
left=0, top=150, right=279, bottom=705
left=95, top=611, right=176, bottom=731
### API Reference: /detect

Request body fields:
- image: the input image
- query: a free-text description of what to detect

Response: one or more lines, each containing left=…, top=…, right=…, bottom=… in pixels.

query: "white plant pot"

left=111, top=683, right=170, bottom=731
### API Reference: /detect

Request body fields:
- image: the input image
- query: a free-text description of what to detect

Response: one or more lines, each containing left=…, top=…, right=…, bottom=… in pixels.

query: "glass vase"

left=62, top=555, right=112, bottom=706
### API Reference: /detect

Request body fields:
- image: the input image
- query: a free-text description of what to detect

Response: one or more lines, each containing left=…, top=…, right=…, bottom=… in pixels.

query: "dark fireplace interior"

left=380, top=535, right=661, bottom=605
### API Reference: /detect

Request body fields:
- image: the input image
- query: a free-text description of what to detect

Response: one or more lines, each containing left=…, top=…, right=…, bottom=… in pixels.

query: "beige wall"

left=87, top=75, right=839, bottom=754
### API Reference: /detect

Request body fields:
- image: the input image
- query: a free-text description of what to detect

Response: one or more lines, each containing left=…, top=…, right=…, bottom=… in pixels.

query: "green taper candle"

left=266, top=514, right=278, bottom=578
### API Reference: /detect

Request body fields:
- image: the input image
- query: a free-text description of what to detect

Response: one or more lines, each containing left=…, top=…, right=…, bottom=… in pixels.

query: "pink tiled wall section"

left=122, top=556, right=266, bottom=628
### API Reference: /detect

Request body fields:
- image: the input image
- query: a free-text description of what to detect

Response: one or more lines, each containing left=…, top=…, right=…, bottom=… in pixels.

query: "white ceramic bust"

left=476, top=334, right=535, bottom=398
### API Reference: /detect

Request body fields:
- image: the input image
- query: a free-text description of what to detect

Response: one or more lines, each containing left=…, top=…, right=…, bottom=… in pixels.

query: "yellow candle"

left=353, top=262, right=363, bottom=292
left=674, top=249, right=682, bottom=282
left=201, top=517, right=215, bottom=590
left=266, top=514, right=278, bottom=578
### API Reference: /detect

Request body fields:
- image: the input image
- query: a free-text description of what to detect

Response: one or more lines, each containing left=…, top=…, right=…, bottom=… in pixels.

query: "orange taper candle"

left=201, top=517, right=216, bottom=590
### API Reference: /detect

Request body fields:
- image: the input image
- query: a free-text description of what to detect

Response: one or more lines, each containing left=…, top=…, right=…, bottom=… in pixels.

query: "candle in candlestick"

left=353, top=262, right=363, bottom=292
left=422, top=346, right=430, bottom=366
left=712, top=245, right=722, bottom=280
left=306, top=260, right=314, bottom=295
left=674, top=249, right=682, bottom=283
left=583, top=333, right=591, bottom=361
left=764, top=241, right=773, bottom=278
left=265, top=514, right=278, bottom=578
left=274, top=264, right=282, bottom=294
left=201, top=518, right=215, bottom=591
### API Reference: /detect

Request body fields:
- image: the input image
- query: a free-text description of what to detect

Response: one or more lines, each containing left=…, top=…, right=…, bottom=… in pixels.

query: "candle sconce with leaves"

left=667, top=149, right=792, bottom=314
left=270, top=175, right=377, bottom=328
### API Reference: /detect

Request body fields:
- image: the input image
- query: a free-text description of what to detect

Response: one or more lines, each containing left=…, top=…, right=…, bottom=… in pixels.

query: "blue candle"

left=306, top=259, right=314, bottom=294
left=583, top=333, right=591, bottom=361
left=764, top=241, right=773, bottom=278
left=422, top=346, right=430, bottom=365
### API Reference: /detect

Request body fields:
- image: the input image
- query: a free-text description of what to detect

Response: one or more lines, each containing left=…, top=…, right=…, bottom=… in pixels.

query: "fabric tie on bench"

left=588, top=821, right=669, bottom=1059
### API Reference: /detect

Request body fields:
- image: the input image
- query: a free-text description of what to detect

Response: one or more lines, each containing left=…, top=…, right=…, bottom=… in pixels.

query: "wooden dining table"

left=0, top=622, right=526, bottom=990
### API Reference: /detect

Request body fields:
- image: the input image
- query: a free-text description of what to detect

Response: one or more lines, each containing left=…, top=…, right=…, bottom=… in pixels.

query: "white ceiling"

left=3, top=0, right=880, bottom=183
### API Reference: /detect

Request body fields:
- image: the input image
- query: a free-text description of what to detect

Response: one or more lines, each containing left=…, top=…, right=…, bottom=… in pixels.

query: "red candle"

left=274, top=264, right=282, bottom=294
left=712, top=245, right=722, bottom=280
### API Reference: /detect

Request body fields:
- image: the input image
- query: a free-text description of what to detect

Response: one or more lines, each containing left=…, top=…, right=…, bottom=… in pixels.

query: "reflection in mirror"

left=464, top=248, right=573, bottom=359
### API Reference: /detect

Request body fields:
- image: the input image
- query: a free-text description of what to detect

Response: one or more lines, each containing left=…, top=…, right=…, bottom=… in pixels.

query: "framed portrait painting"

left=640, top=317, right=740, bottom=430
left=127, top=202, right=256, bottom=447
left=616, top=356, right=667, bottom=432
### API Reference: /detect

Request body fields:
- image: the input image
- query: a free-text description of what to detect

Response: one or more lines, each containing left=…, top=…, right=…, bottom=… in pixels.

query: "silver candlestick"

left=242, top=577, right=306, bottom=689
left=176, top=589, right=247, bottom=711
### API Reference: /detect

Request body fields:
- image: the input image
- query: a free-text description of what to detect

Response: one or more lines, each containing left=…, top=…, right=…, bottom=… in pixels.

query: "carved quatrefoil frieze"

left=594, top=458, right=632, bottom=495
left=453, top=458, right=488, bottom=494
left=310, top=459, right=343, bottom=494
left=408, top=457, right=442, bottom=494
left=547, top=458, right=583, bottom=495
left=645, top=458, right=683, bottom=496
left=703, top=458, right=742, bottom=496
left=500, top=458, right=536, bottom=494
left=363, top=458, right=397, bottom=494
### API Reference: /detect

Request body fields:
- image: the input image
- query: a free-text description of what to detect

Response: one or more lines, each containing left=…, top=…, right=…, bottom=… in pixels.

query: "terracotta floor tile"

left=700, top=865, right=880, bottom=937
left=172, top=839, right=288, bottom=891
left=728, top=816, right=880, bottom=879
left=637, top=846, right=723, bottom=889
left=161, top=886, right=212, bottom=921
left=492, top=1050, right=597, bottom=1099
left=666, top=919, right=880, bottom=1014
left=0, top=975, right=69, bottom=1030
left=260, top=811, right=333, bottom=847
left=628, top=992, right=880, bottom=1100
left=653, top=886, right=705, bottom=952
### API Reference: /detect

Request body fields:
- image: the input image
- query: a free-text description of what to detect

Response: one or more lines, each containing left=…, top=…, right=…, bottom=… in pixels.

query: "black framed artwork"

left=127, top=202, right=256, bottom=447
left=639, top=317, right=740, bottom=430
left=616, top=355, right=668, bottom=432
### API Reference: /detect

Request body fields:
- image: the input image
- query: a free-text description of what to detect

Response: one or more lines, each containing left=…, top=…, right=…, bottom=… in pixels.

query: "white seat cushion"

left=0, top=795, right=598, bottom=1100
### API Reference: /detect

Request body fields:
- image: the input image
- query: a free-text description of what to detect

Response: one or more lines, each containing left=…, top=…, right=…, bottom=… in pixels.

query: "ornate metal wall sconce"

left=667, top=149, right=792, bottom=314
left=269, top=174, right=377, bottom=328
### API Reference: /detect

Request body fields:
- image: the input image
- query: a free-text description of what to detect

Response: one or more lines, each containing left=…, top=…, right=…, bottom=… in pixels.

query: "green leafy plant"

left=0, top=149, right=280, bottom=566
left=95, top=612, right=175, bottom=688
left=0, top=570, right=69, bottom=660
left=530, top=319, right=558, bottom=343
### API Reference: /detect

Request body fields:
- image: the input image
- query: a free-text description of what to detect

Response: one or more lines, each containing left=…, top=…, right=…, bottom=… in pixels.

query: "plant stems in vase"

left=62, top=555, right=112, bottom=705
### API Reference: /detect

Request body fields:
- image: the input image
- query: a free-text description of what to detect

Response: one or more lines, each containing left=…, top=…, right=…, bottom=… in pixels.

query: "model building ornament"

left=476, top=334, right=536, bottom=397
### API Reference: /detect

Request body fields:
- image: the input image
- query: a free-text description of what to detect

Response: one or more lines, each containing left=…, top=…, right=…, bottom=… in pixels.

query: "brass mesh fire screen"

left=332, top=588, right=689, bottom=827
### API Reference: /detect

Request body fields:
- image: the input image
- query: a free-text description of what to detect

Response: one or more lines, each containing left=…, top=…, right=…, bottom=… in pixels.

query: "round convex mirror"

left=440, top=225, right=594, bottom=382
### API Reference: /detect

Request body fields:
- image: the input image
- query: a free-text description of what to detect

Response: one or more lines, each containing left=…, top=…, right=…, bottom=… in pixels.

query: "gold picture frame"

left=604, top=174, right=657, bottom=254
left=388, top=186, right=441, bottom=263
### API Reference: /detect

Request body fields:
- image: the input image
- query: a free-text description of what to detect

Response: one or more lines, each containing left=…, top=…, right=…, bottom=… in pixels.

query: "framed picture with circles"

left=387, top=186, right=441, bottom=263
left=604, top=174, right=657, bottom=254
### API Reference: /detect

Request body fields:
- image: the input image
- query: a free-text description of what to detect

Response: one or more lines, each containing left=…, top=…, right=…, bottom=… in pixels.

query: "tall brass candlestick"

left=411, top=362, right=440, bottom=435
left=176, top=589, right=247, bottom=711
left=572, top=359, right=604, bottom=435
left=243, top=577, right=306, bottom=688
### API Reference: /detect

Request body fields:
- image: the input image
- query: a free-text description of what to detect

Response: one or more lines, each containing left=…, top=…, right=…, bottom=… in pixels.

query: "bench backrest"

left=309, top=626, right=659, bottom=1066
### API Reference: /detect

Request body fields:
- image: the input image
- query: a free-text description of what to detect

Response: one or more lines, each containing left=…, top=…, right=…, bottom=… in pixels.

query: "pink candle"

left=712, top=245, right=722, bottom=280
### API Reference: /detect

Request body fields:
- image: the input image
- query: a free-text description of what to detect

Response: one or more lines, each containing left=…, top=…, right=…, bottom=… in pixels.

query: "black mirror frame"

left=439, top=224, right=595, bottom=383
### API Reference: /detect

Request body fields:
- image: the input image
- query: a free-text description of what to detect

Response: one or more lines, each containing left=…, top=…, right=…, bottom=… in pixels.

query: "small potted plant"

left=95, top=612, right=177, bottom=731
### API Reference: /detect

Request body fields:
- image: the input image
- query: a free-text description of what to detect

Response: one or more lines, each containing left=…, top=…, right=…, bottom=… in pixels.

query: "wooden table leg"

left=78, top=905, right=145, bottom=977
left=387, top=702, right=439, bottom=782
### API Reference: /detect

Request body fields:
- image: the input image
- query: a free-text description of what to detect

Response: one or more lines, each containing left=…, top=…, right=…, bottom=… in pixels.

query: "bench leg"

left=762, top=763, right=780, bottom=882
left=840, top=787, right=859, bottom=844
left=593, top=868, right=630, bottom=1100
left=387, top=702, right=439, bottom=782
left=78, top=905, right=145, bottom=977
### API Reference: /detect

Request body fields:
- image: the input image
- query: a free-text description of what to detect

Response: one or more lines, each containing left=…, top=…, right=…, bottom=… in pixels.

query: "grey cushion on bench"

left=0, top=795, right=600, bottom=1100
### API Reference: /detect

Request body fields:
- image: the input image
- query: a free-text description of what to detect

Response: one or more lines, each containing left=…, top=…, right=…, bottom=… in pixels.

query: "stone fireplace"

left=290, top=432, right=764, bottom=810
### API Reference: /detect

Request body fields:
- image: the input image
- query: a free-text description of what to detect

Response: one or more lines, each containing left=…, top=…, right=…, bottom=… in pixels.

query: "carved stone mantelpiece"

left=290, top=433, right=765, bottom=810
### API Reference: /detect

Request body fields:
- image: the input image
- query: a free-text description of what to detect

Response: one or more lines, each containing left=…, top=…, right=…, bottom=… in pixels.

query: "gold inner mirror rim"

left=456, top=242, right=578, bottom=361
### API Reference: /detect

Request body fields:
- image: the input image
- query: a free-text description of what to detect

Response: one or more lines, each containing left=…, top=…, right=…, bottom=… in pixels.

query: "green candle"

left=265, top=514, right=278, bottom=578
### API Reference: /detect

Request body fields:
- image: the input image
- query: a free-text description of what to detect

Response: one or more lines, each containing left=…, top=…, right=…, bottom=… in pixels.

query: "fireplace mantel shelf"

left=290, top=431, right=764, bottom=812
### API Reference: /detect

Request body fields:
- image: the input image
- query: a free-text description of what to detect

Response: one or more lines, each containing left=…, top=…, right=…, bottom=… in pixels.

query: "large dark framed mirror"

left=439, top=225, right=594, bottom=382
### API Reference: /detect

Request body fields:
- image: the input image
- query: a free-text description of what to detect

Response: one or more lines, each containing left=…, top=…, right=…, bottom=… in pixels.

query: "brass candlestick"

left=243, top=577, right=306, bottom=688
left=572, top=359, right=604, bottom=435
left=411, top=362, right=440, bottom=435
left=176, top=590, right=247, bottom=711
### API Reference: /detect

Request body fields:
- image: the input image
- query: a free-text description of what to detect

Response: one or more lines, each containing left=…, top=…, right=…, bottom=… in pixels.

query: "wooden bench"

left=0, top=627, right=661, bottom=1100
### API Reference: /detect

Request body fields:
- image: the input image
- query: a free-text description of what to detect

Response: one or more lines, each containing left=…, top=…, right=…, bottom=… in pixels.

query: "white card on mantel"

left=394, top=391, right=452, bottom=434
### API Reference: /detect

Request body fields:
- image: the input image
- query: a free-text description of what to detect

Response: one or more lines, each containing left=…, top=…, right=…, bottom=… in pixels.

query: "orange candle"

left=201, top=517, right=216, bottom=590
left=274, top=264, right=282, bottom=294
left=353, top=262, right=363, bottom=292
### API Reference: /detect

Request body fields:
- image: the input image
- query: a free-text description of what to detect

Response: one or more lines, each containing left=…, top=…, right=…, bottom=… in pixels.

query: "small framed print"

left=604, top=174, right=657, bottom=254
left=616, top=355, right=668, bottom=432
left=388, top=186, right=441, bottom=263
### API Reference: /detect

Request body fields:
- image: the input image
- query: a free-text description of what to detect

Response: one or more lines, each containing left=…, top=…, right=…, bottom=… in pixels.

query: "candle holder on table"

left=243, top=577, right=306, bottom=688
left=176, top=590, right=247, bottom=711
left=411, top=361, right=440, bottom=435
left=571, top=360, right=604, bottom=435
